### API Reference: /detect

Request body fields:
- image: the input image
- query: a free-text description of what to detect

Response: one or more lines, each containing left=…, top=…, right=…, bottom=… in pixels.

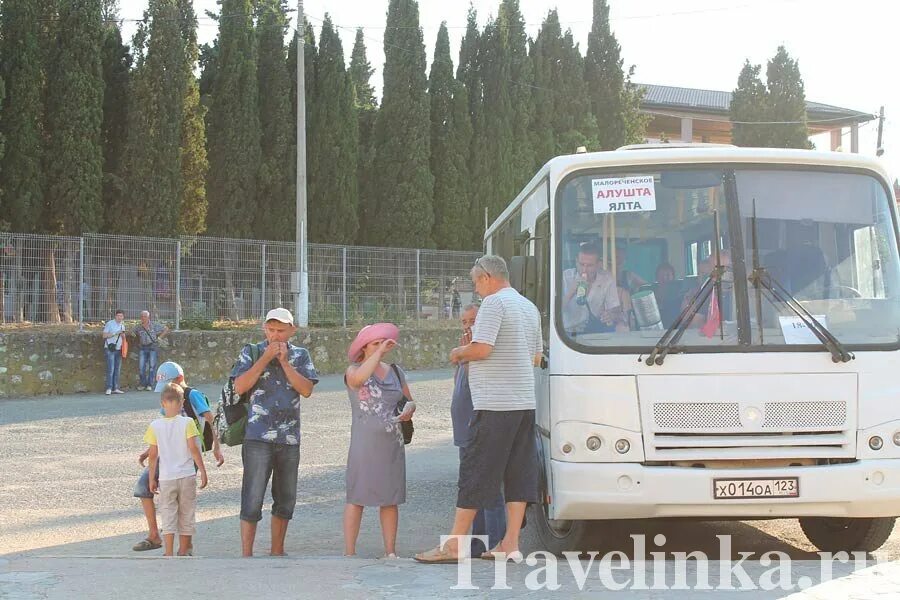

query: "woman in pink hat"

left=343, top=323, right=416, bottom=558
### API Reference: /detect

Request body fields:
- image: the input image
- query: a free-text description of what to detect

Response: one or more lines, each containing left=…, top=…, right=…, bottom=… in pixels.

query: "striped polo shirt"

left=469, top=287, right=543, bottom=411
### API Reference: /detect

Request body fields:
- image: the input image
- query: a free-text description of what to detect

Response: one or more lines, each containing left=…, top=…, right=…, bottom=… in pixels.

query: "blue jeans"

left=459, top=447, right=507, bottom=555
left=105, top=347, right=122, bottom=391
left=240, top=439, right=301, bottom=522
left=139, top=347, right=158, bottom=388
left=133, top=465, right=160, bottom=499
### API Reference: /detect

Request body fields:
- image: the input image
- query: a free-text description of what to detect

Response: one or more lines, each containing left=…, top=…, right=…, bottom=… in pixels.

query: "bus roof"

left=484, top=146, right=895, bottom=241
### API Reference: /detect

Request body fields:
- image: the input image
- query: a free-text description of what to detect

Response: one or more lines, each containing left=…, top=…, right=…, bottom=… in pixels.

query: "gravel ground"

left=3, top=369, right=900, bottom=597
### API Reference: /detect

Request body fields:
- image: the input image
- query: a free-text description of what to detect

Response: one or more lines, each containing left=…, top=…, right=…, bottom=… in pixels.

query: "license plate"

left=713, top=477, right=799, bottom=500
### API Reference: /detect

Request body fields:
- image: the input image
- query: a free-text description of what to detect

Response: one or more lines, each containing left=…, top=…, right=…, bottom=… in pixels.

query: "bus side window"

left=534, top=211, right=551, bottom=340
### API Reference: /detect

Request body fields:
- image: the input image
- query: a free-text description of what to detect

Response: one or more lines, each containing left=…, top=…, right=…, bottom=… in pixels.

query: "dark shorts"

left=457, top=409, right=538, bottom=509
left=240, top=439, right=301, bottom=523
left=133, top=465, right=160, bottom=499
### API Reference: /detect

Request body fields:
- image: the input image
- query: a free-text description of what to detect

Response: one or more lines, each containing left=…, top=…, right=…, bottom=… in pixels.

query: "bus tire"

left=799, top=517, right=896, bottom=553
left=527, top=501, right=592, bottom=557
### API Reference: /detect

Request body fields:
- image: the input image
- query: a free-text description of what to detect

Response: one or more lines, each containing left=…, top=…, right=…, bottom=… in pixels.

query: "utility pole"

left=294, top=0, right=309, bottom=326
left=876, top=106, right=885, bottom=157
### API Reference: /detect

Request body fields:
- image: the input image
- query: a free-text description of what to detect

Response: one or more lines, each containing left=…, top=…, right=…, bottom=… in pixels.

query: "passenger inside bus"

left=652, top=262, right=684, bottom=328
left=561, top=241, right=627, bottom=335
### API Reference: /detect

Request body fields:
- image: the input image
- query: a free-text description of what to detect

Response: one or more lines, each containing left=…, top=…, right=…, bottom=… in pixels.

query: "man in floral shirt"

left=231, top=307, right=319, bottom=557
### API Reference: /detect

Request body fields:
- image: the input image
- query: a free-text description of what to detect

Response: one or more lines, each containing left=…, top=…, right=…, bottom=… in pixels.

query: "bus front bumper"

left=550, top=459, right=900, bottom=520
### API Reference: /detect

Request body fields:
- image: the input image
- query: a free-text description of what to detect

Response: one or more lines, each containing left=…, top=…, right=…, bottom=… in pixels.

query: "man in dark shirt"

left=450, top=304, right=506, bottom=558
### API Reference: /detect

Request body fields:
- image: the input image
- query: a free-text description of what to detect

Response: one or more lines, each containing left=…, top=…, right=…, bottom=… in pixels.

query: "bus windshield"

left=556, top=166, right=900, bottom=352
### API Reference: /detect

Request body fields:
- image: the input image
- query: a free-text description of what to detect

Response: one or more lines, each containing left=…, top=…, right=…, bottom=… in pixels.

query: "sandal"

left=413, top=545, right=462, bottom=564
left=132, top=538, right=162, bottom=551
left=480, top=547, right=524, bottom=561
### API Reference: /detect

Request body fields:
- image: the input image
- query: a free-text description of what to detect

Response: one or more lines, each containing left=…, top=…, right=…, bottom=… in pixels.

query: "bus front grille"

left=645, top=400, right=853, bottom=460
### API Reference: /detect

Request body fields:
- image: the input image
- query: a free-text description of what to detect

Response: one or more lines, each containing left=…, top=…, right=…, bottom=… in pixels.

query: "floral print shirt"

left=352, top=367, right=406, bottom=447
left=230, top=341, right=319, bottom=445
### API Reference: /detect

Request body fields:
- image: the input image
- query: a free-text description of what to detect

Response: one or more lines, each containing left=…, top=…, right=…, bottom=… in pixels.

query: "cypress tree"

left=479, top=0, right=534, bottom=224
left=199, top=39, right=218, bottom=114
left=765, top=46, right=811, bottom=149
left=530, top=10, right=598, bottom=164
left=456, top=7, right=487, bottom=249
left=206, top=0, right=260, bottom=238
left=429, top=23, right=470, bottom=250
left=308, top=16, right=358, bottom=244
left=350, top=28, right=378, bottom=241
left=177, top=0, right=208, bottom=236
left=99, top=15, right=132, bottom=231
left=254, top=0, right=292, bottom=240
left=43, top=0, right=105, bottom=234
left=730, top=60, right=770, bottom=147
left=118, top=0, right=187, bottom=235
left=585, top=0, right=626, bottom=150
left=368, top=0, right=433, bottom=248
left=0, top=0, right=44, bottom=232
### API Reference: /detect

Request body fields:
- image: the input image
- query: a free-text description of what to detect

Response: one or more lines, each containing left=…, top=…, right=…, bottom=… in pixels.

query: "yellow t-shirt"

left=143, top=415, right=200, bottom=481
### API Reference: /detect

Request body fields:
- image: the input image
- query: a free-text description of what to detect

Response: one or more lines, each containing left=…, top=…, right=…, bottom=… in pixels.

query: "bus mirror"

left=509, top=255, right=537, bottom=300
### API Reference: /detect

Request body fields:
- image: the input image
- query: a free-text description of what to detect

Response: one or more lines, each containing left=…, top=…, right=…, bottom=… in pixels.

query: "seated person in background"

left=615, top=246, right=648, bottom=293
left=682, top=252, right=734, bottom=329
left=653, top=263, right=683, bottom=328
left=562, top=241, right=627, bottom=334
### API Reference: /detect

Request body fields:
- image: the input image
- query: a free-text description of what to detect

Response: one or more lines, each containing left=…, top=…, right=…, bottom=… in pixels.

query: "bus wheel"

left=528, top=501, right=592, bottom=557
left=799, top=517, right=895, bottom=553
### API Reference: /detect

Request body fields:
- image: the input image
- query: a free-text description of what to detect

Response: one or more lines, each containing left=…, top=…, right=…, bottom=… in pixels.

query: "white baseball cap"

left=265, top=307, right=295, bottom=325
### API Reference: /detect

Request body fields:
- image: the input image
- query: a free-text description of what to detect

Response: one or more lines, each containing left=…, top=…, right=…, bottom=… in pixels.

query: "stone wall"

left=0, top=327, right=459, bottom=398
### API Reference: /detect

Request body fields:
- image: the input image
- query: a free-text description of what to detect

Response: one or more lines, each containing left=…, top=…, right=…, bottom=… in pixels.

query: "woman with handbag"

left=343, top=323, right=415, bottom=558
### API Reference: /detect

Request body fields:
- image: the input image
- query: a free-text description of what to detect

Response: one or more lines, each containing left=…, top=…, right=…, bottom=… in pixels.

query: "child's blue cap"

left=155, top=361, right=185, bottom=392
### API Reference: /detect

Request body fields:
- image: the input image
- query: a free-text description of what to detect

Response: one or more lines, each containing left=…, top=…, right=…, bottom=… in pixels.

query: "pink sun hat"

left=347, top=322, right=400, bottom=363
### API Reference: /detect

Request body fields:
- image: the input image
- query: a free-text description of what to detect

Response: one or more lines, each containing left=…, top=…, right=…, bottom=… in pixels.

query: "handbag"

left=121, top=336, right=129, bottom=358
left=390, top=364, right=414, bottom=445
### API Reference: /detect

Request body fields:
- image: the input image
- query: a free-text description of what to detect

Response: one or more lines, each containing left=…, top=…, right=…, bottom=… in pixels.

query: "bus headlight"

left=562, top=442, right=574, bottom=454
left=615, top=439, right=631, bottom=454
left=893, top=432, right=900, bottom=447
left=586, top=436, right=602, bottom=451
left=869, top=436, right=884, bottom=450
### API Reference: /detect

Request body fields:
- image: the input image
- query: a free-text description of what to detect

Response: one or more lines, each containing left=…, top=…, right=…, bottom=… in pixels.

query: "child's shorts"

left=158, top=476, right=197, bottom=536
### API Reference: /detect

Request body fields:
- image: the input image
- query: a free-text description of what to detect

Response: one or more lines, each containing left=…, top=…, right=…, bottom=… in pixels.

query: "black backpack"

left=181, top=386, right=214, bottom=452
left=213, top=343, right=263, bottom=446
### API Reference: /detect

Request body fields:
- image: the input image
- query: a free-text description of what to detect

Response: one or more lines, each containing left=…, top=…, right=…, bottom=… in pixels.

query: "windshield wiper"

left=645, top=210, right=726, bottom=366
left=748, top=201, right=854, bottom=363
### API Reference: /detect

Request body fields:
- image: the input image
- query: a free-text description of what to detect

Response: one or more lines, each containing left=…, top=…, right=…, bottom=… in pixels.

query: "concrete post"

left=681, top=117, right=693, bottom=143
left=175, top=240, right=181, bottom=330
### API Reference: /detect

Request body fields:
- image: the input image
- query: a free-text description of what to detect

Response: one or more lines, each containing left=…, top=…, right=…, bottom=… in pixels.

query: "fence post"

left=261, top=243, right=267, bottom=320
left=415, top=249, right=421, bottom=322
left=78, top=237, right=84, bottom=331
left=175, top=240, right=181, bottom=330
left=342, top=246, right=348, bottom=328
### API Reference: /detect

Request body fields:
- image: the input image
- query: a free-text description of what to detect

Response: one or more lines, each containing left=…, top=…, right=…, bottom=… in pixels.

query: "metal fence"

left=0, top=232, right=481, bottom=328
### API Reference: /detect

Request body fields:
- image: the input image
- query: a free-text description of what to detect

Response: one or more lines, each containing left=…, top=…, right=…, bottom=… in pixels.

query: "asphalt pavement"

left=3, top=369, right=900, bottom=598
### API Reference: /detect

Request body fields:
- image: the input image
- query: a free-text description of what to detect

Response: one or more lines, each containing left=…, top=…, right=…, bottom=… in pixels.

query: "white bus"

left=486, top=144, right=900, bottom=555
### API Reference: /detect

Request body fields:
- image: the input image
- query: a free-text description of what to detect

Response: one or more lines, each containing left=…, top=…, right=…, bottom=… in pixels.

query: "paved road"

left=2, top=369, right=900, bottom=598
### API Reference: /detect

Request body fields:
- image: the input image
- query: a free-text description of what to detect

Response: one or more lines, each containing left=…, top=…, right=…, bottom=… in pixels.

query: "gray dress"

left=345, top=364, right=407, bottom=506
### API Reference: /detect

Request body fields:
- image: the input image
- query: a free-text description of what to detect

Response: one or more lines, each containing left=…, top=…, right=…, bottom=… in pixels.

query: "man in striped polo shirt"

left=415, top=254, right=542, bottom=563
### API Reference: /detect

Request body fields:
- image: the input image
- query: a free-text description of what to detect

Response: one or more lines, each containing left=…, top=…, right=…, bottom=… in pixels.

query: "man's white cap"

left=265, top=307, right=294, bottom=325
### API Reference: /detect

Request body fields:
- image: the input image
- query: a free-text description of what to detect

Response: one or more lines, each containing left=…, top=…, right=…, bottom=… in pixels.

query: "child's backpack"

left=181, top=386, right=214, bottom=452
left=214, top=343, right=262, bottom=446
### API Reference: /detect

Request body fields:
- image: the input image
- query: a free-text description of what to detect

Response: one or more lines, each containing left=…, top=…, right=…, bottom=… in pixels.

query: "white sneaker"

left=113, top=389, right=125, bottom=394
left=105, top=389, right=111, bottom=395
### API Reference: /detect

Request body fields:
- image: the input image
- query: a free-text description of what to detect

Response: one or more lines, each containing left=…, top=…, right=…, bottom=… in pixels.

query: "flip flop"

left=480, top=547, right=524, bottom=561
left=132, top=538, right=162, bottom=551
left=413, top=545, right=462, bottom=564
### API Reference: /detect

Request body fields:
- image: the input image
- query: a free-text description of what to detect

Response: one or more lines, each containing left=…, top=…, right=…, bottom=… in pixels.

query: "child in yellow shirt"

left=145, top=383, right=208, bottom=556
